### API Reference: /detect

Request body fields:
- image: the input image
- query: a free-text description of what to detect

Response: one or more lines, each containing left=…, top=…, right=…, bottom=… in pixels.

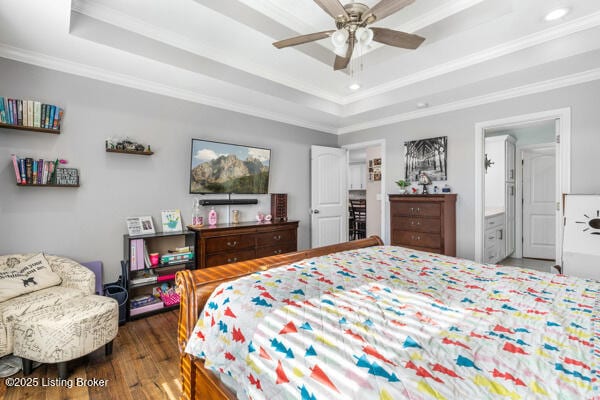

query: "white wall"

left=0, top=58, right=337, bottom=282
left=338, top=79, right=600, bottom=260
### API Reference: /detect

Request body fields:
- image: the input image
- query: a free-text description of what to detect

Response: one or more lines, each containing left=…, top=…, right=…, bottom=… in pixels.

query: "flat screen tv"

left=189, top=139, right=271, bottom=194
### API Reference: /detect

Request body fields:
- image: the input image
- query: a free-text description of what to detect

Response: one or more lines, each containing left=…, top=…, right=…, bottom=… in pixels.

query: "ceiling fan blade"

left=371, top=27, right=425, bottom=49
left=361, top=0, right=415, bottom=24
left=273, top=30, right=335, bottom=49
left=333, top=37, right=354, bottom=71
left=313, top=0, right=348, bottom=20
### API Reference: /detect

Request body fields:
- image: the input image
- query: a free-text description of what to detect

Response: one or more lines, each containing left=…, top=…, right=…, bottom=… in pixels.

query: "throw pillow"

left=0, top=253, right=62, bottom=302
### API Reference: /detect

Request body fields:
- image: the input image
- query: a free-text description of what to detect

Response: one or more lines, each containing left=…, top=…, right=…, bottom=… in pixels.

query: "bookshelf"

left=0, top=123, right=60, bottom=134
left=17, top=183, right=79, bottom=188
left=106, top=148, right=154, bottom=156
left=123, top=230, right=195, bottom=320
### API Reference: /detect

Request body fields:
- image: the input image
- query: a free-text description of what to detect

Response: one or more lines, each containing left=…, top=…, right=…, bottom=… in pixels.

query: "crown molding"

left=337, top=66, right=600, bottom=134
left=0, top=44, right=337, bottom=134
left=71, top=0, right=346, bottom=105
left=343, top=10, right=600, bottom=104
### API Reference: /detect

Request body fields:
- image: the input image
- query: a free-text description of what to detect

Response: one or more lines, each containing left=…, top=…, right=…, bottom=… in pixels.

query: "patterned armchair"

left=0, top=254, right=95, bottom=357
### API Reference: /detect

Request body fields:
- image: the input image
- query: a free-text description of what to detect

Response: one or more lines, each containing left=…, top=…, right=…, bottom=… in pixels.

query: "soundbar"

left=200, top=199, right=258, bottom=206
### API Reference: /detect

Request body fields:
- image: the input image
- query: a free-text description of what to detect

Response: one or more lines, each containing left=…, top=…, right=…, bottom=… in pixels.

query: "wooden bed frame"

left=176, top=236, right=383, bottom=400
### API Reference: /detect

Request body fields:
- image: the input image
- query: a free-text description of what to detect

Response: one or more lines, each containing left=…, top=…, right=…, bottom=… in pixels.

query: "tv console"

left=188, top=220, right=299, bottom=269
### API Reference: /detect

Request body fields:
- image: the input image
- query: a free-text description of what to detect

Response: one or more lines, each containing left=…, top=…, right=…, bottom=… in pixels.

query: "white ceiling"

left=1, top=0, right=600, bottom=134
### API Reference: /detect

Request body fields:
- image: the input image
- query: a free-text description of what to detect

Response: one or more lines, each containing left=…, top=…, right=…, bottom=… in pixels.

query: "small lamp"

left=418, top=172, right=432, bottom=194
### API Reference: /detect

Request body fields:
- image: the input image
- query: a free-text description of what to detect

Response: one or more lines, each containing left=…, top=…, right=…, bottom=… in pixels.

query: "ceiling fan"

left=273, top=0, right=426, bottom=71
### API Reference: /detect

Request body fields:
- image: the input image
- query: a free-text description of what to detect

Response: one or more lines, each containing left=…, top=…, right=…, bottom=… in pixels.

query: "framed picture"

left=368, top=158, right=382, bottom=181
left=126, top=216, right=155, bottom=236
left=404, top=136, right=447, bottom=182
left=161, top=210, right=183, bottom=232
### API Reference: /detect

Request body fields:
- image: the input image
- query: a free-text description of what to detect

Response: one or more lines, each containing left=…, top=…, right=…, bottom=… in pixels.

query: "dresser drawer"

left=485, top=214, right=504, bottom=230
left=206, top=249, right=256, bottom=267
left=392, top=217, right=441, bottom=233
left=484, top=229, right=497, bottom=249
left=408, top=245, right=442, bottom=254
left=255, top=229, right=296, bottom=248
left=205, top=235, right=255, bottom=253
left=391, top=202, right=440, bottom=218
left=392, top=230, right=441, bottom=249
left=256, top=242, right=297, bottom=258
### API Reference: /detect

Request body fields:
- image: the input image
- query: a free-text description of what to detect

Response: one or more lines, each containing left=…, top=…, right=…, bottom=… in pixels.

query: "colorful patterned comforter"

left=185, top=246, right=600, bottom=399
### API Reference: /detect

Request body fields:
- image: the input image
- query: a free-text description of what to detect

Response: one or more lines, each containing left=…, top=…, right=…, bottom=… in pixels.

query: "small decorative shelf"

left=17, top=183, right=79, bottom=188
left=0, top=123, right=60, bottom=134
left=106, top=148, right=154, bottom=156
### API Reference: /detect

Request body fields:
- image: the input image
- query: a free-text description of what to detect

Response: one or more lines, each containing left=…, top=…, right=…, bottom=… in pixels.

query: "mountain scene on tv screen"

left=191, top=144, right=270, bottom=193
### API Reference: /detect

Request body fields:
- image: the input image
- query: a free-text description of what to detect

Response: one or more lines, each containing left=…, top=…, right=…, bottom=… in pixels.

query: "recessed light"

left=349, top=83, right=361, bottom=91
left=545, top=7, right=570, bottom=21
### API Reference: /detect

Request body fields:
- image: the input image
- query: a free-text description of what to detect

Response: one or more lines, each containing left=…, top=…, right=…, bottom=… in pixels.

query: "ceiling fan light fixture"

left=355, top=27, right=374, bottom=47
left=331, top=28, right=349, bottom=47
left=544, top=7, right=570, bottom=21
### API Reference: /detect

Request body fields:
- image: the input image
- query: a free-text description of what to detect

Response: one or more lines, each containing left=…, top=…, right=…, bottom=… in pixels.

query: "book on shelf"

left=160, top=251, right=193, bottom=264
left=16, top=100, right=22, bottom=126
left=10, top=154, right=21, bottom=184
left=0, top=96, right=63, bottom=130
left=26, top=100, right=33, bottom=127
left=33, top=101, right=41, bottom=128
left=143, top=241, right=151, bottom=268
left=0, top=97, right=6, bottom=124
left=32, top=160, right=38, bottom=184
left=25, top=158, right=33, bottom=184
left=130, top=295, right=161, bottom=309
left=130, top=269, right=157, bottom=286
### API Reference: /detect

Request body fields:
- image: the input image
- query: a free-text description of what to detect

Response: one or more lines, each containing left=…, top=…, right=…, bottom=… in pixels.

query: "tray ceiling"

left=1, top=0, right=600, bottom=134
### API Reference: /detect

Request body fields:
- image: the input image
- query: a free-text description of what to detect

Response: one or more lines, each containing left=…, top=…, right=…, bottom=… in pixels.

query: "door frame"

left=515, top=143, right=555, bottom=259
left=342, top=139, right=387, bottom=244
left=474, top=108, right=571, bottom=264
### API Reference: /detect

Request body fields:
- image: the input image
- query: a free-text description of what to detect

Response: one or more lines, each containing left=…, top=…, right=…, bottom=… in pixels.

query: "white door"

left=522, top=147, right=556, bottom=259
left=311, top=146, right=348, bottom=248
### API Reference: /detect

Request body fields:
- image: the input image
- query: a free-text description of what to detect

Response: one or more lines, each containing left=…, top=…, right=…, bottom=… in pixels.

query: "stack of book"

left=10, top=155, right=76, bottom=185
left=130, top=269, right=157, bottom=286
left=0, top=97, right=63, bottom=130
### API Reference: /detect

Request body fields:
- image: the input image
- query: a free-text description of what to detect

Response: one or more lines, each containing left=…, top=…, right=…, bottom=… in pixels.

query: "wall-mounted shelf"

left=106, top=148, right=154, bottom=156
left=17, top=183, right=79, bottom=188
left=199, top=199, right=258, bottom=206
left=0, top=123, right=60, bottom=134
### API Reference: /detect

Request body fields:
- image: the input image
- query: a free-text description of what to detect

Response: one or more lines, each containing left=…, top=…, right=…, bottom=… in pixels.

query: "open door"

left=522, top=146, right=556, bottom=260
left=311, top=146, right=348, bottom=248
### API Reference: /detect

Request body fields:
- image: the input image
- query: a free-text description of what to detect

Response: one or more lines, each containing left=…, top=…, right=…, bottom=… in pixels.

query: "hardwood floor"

left=0, top=310, right=182, bottom=400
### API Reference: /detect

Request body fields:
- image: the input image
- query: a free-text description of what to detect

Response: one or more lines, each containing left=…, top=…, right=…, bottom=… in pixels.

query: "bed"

left=176, top=236, right=600, bottom=400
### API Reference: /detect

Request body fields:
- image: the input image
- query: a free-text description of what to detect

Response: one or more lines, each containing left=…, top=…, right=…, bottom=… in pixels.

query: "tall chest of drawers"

left=389, top=194, right=457, bottom=256
left=190, top=221, right=299, bottom=268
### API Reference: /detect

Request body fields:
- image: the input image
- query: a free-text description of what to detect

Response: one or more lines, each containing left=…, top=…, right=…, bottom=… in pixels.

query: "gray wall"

left=0, top=58, right=337, bottom=283
left=339, top=79, right=600, bottom=260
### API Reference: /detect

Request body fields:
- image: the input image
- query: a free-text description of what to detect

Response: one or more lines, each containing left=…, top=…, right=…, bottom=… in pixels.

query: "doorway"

left=342, top=140, right=387, bottom=244
left=474, top=108, right=571, bottom=268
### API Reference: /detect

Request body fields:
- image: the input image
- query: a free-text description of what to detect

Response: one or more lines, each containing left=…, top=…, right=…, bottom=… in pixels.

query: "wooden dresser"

left=389, top=194, right=457, bottom=256
left=189, top=221, right=299, bottom=268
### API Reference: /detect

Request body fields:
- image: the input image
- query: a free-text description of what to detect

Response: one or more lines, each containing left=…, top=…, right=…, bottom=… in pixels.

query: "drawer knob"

left=273, top=235, right=282, bottom=240
left=227, top=241, right=238, bottom=247
left=274, top=249, right=282, bottom=254
left=227, top=257, right=238, bottom=263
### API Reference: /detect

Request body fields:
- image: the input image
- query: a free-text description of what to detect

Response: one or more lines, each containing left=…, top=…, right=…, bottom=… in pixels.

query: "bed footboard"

left=176, top=235, right=383, bottom=400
